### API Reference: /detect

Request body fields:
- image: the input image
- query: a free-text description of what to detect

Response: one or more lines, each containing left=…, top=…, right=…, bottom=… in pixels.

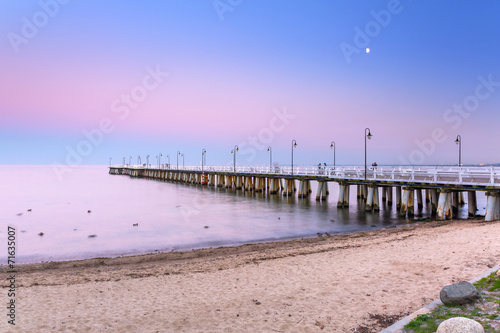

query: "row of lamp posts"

left=110, top=132, right=463, bottom=176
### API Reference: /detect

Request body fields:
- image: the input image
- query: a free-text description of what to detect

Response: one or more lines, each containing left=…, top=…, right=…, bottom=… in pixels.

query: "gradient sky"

left=1, top=0, right=499, bottom=167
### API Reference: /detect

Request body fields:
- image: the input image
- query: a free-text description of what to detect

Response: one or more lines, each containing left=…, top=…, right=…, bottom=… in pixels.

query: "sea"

left=0, top=165, right=485, bottom=264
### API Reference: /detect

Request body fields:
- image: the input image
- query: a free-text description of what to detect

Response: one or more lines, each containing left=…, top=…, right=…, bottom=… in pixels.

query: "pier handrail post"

left=490, top=168, right=494, bottom=185
left=411, top=167, right=414, bottom=181
left=177, top=151, right=181, bottom=170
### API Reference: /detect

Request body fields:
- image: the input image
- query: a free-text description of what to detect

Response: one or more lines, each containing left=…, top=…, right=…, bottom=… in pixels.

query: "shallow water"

left=0, top=165, right=485, bottom=263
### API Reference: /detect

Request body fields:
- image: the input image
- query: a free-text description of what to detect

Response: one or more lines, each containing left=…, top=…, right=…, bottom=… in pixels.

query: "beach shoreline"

left=1, top=218, right=498, bottom=332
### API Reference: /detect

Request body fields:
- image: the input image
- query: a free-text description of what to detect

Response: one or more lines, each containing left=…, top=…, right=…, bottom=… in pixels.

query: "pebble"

left=88, top=234, right=97, bottom=238
left=38, top=232, right=44, bottom=236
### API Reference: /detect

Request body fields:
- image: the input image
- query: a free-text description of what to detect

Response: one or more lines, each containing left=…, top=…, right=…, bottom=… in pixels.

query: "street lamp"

left=267, top=146, right=272, bottom=171
left=330, top=141, right=336, bottom=168
left=137, top=155, right=141, bottom=165
left=109, top=157, right=112, bottom=166
left=123, top=157, right=126, bottom=166
left=201, top=149, right=206, bottom=171
left=231, top=145, right=239, bottom=173
left=166, top=154, right=170, bottom=169
left=365, top=128, right=372, bottom=180
left=129, top=156, right=132, bottom=166
left=455, top=135, right=462, bottom=167
left=177, top=151, right=181, bottom=170
left=146, top=155, right=150, bottom=168
left=291, top=139, right=297, bottom=175
left=181, top=154, right=184, bottom=169
left=158, top=153, right=162, bottom=168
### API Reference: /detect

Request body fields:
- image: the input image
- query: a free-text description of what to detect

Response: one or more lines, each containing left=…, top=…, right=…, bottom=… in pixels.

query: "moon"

left=366, top=48, right=370, bottom=54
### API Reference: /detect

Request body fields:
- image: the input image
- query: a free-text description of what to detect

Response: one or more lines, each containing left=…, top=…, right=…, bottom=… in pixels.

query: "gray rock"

left=440, top=281, right=480, bottom=305
left=436, top=317, right=484, bottom=333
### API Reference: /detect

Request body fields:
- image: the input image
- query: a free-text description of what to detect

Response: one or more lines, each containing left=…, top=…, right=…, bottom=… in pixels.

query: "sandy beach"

left=1, top=219, right=499, bottom=333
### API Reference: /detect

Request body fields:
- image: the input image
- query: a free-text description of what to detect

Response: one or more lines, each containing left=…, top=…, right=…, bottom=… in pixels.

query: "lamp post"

left=455, top=135, right=462, bottom=167
left=166, top=154, right=170, bottom=169
left=201, top=149, right=206, bottom=171
left=146, top=154, right=150, bottom=169
left=177, top=151, right=181, bottom=170
left=364, top=128, right=372, bottom=180
left=181, top=154, right=184, bottom=169
left=267, top=146, right=272, bottom=171
left=158, top=153, right=162, bottom=168
left=291, top=139, right=297, bottom=175
left=330, top=141, right=336, bottom=168
left=231, top=145, right=239, bottom=173
left=123, top=157, right=126, bottom=166
left=156, top=155, right=159, bottom=168
left=109, top=157, right=112, bottom=166
left=129, top=156, right=132, bottom=166
left=137, top=155, right=141, bottom=165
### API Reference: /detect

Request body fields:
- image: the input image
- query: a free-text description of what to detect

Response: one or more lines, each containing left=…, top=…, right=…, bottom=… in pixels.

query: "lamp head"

left=367, top=131, right=372, bottom=140
left=455, top=136, right=461, bottom=144
left=294, top=142, right=297, bottom=148
left=330, top=144, right=334, bottom=149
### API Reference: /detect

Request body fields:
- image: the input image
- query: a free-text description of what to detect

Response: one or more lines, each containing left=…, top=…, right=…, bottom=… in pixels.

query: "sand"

left=1, top=219, right=499, bottom=332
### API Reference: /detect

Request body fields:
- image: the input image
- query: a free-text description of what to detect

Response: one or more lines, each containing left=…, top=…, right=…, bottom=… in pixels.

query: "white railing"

left=110, top=165, right=500, bottom=187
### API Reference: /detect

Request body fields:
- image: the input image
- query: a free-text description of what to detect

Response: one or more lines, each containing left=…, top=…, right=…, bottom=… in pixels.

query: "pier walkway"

left=109, top=165, right=500, bottom=221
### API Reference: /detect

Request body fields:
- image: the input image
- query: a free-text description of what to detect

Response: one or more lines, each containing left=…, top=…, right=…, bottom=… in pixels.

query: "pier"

left=109, top=165, right=500, bottom=221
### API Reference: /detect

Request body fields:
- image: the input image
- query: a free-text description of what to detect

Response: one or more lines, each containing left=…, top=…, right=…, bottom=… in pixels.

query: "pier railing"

left=110, top=165, right=500, bottom=187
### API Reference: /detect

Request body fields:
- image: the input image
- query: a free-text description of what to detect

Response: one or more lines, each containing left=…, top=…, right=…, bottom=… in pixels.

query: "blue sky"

left=1, top=0, right=499, bottom=166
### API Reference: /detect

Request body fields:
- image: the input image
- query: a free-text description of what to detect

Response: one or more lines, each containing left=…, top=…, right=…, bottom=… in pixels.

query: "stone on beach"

left=436, top=317, right=484, bottom=333
left=440, top=281, right=480, bottom=305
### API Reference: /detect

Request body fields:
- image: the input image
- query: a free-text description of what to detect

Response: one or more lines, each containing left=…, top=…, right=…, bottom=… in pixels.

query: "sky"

left=1, top=0, right=499, bottom=167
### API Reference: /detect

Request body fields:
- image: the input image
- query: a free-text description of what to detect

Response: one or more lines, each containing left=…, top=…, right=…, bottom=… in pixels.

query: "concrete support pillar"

left=485, top=191, right=500, bottom=221
left=387, top=187, right=393, bottom=206
left=467, top=191, right=477, bottom=217
left=431, top=189, right=438, bottom=215
left=344, top=184, right=350, bottom=207
left=269, top=179, right=279, bottom=194
left=337, top=184, right=345, bottom=208
left=416, top=189, right=423, bottom=210
left=452, top=191, right=459, bottom=213
left=400, top=188, right=414, bottom=217
left=458, top=191, right=465, bottom=205
left=437, top=190, right=453, bottom=220
left=357, top=185, right=361, bottom=198
left=316, top=181, right=327, bottom=201
left=284, top=179, right=295, bottom=197
left=365, top=186, right=379, bottom=211
left=372, top=186, right=380, bottom=211
left=425, top=189, right=431, bottom=203
left=298, top=180, right=306, bottom=198
left=395, top=186, right=402, bottom=210
left=382, top=187, right=387, bottom=202
left=235, top=176, right=242, bottom=190
left=255, top=178, right=264, bottom=192
left=325, top=182, right=329, bottom=195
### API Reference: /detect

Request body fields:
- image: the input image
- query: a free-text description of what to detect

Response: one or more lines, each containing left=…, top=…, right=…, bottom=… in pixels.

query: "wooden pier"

left=109, top=165, right=500, bottom=221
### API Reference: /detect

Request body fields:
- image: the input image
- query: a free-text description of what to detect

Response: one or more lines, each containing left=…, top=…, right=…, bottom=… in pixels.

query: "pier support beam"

left=437, top=189, right=453, bottom=220
left=468, top=191, right=477, bottom=217
left=485, top=191, right=500, bottom=221
left=284, top=179, right=295, bottom=197
left=337, top=184, right=345, bottom=207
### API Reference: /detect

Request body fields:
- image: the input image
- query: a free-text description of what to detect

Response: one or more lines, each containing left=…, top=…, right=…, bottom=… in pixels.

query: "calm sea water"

left=0, top=165, right=485, bottom=264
